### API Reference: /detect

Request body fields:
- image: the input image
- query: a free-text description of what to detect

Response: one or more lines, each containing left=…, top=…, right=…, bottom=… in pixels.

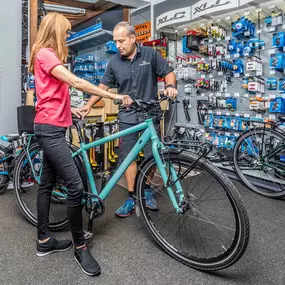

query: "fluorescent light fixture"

left=44, top=4, right=86, bottom=15
left=75, top=0, right=101, bottom=3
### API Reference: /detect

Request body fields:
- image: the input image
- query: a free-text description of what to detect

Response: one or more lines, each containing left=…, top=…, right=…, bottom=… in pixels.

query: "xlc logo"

left=157, top=11, right=186, bottom=26
left=194, top=0, right=231, bottom=15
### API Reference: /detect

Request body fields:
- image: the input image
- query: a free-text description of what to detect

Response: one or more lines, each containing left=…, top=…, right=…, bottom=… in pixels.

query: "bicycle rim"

left=233, top=128, right=285, bottom=198
left=137, top=152, right=249, bottom=271
left=13, top=143, right=69, bottom=230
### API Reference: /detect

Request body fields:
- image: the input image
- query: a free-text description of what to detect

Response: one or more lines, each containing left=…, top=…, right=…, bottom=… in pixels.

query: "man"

left=80, top=21, right=178, bottom=217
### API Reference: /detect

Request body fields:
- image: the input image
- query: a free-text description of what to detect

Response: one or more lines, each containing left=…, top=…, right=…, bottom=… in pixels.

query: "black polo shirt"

left=100, top=46, right=174, bottom=102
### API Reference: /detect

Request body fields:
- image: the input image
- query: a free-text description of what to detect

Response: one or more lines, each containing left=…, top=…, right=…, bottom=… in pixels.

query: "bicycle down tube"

left=72, top=118, right=183, bottom=212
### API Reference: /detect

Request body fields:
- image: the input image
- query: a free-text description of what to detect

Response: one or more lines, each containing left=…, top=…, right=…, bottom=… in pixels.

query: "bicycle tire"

left=233, top=128, right=285, bottom=198
left=0, top=144, right=8, bottom=194
left=136, top=151, right=250, bottom=271
left=13, top=143, right=69, bottom=230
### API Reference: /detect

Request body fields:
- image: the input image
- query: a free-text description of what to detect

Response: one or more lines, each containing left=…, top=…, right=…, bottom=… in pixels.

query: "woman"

left=28, top=13, right=132, bottom=276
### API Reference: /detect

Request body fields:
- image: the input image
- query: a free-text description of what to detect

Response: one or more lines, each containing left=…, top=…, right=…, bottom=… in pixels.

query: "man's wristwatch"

left=166, top=84, right=176, bottom=89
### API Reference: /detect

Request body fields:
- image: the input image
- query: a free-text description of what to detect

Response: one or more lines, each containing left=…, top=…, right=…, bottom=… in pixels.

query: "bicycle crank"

left=85, top=194, right=105, bottom=220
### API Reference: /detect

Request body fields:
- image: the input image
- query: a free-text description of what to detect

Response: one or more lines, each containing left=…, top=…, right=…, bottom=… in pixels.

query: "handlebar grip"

left=113, top=99, right=123, bottom=105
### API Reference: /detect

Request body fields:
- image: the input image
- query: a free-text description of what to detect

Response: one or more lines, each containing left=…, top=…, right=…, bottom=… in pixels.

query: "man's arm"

left=154, top=51, right=178, bottom=99
left=164, top=72, right=178, bottom=98
left=85, top=83, right=110, bottom=108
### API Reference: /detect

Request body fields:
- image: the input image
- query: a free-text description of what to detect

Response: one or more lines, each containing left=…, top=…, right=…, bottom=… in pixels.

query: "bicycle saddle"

left=1, top=134, right=21, bottom=143
left=279, top=116, right=285, bottom=123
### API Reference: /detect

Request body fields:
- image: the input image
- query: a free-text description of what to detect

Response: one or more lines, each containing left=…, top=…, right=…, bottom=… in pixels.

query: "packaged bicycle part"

left=270, top=54, right=285, bottom=70
left=271, top=9, right=284, bottom=26
left=266, top=78, right=277, bottom=90
left=233, top=59, right=244, bottom=74
left=272, top=32, right=285, bottom=48
left=226, top=98, right=237, bottom=111
left=246, top=56, right=263, bottom=72
left=279, top=79, right=285, bottom=93
left=220, top=80, right=228, bottom=92
left=250, top=97, right=265, bottom=111
left=269, top=97, right=285, bottom=113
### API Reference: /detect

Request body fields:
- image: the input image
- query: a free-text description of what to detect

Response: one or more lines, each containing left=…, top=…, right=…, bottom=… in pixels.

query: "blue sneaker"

left=145, top=189, right=159, bottom=211
left=115, top=197, right=135, bottom=218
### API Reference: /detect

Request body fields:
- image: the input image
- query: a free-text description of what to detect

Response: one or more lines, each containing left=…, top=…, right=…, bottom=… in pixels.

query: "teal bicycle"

left=13, top=97, right=250, bottom=271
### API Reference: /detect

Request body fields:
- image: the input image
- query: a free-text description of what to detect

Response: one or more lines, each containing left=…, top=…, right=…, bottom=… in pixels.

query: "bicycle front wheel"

left=13, top=143, right=69, bottom=230
left=233, top=128, right=285, bottom=198
left=136, top=151, right=250, bottom=271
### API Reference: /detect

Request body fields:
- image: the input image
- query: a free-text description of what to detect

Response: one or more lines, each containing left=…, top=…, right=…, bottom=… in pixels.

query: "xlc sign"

left=156, top=7, right=191, bottom=29
left=192, top=0, right=238, bottom=19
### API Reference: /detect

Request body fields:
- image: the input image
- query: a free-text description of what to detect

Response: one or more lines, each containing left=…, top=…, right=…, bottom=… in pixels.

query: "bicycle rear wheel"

left=13, top=143, right=69, bottom=230
left=136, top=151, right=250, bottom=271
left=233, top=128, right=285, bottom=198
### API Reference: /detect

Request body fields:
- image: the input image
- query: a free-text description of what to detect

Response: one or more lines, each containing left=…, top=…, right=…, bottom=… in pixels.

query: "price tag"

left=256, top=71, right=263, bottom=76
left=217, top=37, right=221, bottom=41
left=234, top=93, right=240, bottom=97
left=244, top=94, right=249, bottom=98
left=225, top=16, right=231, bottom=21
left=209, top=39, right=213, bottom=43
left=201, top=93, right=205, bottom=96
left=209, top=56, right=213, bottom=60
left=283, top=24, right=285, bottom=30
left=209, top=93, right=213, bottom=96
left=225, top=36, right=230, bottom=40
left=225, top=93, right=231, bottom=97
left=269, top=114, right=276, bottom=120
left=218, top=71, right=223, bottom=76
left=256, top=114, right=262, bottom=118
left=270, top=94, right=276, bottom=99
left=269, top=49, right=276, bottom=54
left=244, top=114, right=250, bottom=118
left=269, top=26, right=276, bottom=32
left=201, top=74, right=205, bottom=79
left=208, top=110, right=213, bottom=114
left=216, top=111, right=222, bottom=115
left=256, top=93, right=262, bottom=98
left=244, top=52, right=249, bottom=57
left=234, top=73, right=240, bottom=78
left=257, top=29, right=262, bottom=34
left=217, top=55, right=222, bottom=59
left=283, top=47, right=285, bottom=52
left=226, top=113, right=230, bottom=116
left=200, top=23, right=205, bottom=27
left=234, top=53, right=240, bottom=58
left=244, top=31, right=250, bottom=36
left=270, top=70, right=276, bottom=75
left=235, top=113, right=240, bottom=117
left=234, top=132, right=240, bottom=136
left=244, top=11, right=250, bottom=16
left=216, top=92, right=222, bottom=96
left=225, top=54, right=231, bottom=59
left=245, top=73, right=250, bottom=77
left=209, top=74, right=213, bottom=78
left=225, top=132, right=231, bottom=136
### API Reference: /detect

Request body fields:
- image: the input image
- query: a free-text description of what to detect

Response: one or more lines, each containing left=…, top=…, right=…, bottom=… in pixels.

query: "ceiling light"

left=44, top=4, right=86, bottom=15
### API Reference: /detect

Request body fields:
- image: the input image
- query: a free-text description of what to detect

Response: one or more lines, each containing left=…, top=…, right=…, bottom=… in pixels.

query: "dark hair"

left=114, top=21, right=136, bottom=36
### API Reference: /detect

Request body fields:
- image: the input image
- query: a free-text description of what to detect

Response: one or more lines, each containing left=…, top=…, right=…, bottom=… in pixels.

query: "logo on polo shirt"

left=139, top=60, right=151, bottom=66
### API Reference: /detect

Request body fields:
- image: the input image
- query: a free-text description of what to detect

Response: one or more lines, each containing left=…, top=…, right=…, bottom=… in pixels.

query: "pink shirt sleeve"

left=36, top=48, right=62, bottom=74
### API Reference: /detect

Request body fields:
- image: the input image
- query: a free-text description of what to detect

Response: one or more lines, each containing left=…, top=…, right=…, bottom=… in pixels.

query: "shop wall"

left=130, top=5, right=151, bottom=26
left=0, top=0, right=21, bottom=135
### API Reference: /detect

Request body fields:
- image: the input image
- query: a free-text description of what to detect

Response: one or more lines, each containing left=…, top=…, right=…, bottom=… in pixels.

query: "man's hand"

left=71, top=107, right=82, bottom=119
left=163, top=86, right=178, bottom=99
left=113, top=94, right=133, bottom=106
left=78, top=104, right=92, bottom=119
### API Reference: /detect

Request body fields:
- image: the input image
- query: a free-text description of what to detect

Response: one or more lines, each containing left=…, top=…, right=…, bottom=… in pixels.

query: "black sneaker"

left=37, top=237, right=72, bottom=257
left=74, top=246, right=101, bottom=276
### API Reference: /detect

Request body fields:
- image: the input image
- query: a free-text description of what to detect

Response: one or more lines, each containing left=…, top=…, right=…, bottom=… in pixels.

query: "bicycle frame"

left=72, top=118, right=184, bottom=212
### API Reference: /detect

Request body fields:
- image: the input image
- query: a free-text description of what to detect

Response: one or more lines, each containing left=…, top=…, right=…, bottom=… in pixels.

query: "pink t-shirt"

left=34, top=48, right=72, bottom=127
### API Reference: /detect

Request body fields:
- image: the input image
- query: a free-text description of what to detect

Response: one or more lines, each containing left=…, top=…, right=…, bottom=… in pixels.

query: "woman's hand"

left=78, top=104, right=91, bottom=119
left=71, top=107, right=82, bottom=119
left=112, top=94, right=133, bottom=107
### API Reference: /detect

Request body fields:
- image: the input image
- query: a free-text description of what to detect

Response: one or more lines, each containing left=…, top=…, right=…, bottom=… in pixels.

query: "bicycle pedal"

left=83, top=230, right=93, bottom=240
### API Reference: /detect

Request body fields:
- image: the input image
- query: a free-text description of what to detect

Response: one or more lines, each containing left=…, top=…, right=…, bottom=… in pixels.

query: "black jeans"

left=34, top=123, right=85, bottom=246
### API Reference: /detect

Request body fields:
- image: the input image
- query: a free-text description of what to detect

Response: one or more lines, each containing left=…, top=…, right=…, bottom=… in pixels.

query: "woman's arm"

left=50, top=65, right=132, bottom=105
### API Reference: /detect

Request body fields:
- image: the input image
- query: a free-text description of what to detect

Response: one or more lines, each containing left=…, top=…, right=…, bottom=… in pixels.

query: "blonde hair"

left=29, top=13, right=71, bottom=74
